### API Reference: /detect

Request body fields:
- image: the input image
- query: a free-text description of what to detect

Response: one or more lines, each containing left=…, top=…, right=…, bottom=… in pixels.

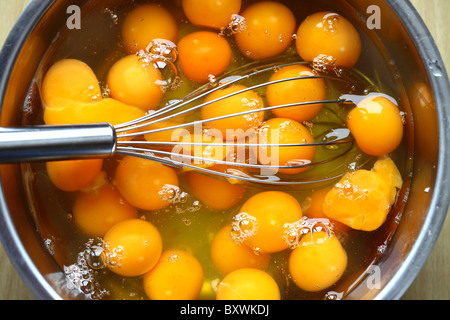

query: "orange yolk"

left=201, top=84, right=265, bottom=140
left=178, top=31, right=232, bottom=83
left=72, top=184, right=138, bottom=237
left=121, top=4, right=178, bottom=54
left=296, top=11, right=361, bottom=68
left=115, top=156, right=179, bottom=211
left=106, top=54, right=164, bottom=111
left=46, top=158, right=103, bottom=192
left=257, top=118, right=316, bottom=174
left=234, top=1, right=296, bottom=60
left=41, top=59, right=146, bottom=126
left=211, top=225, right=270, bottom=275
left=289, top=231, right=348, bottom=292
left=347, top=95, right=404, bottom=156
left=266, top=64, right=327, bottom=122
left=143, top=249, right=204, bottom=300
left=302, top=188, right=350, bottom=234
left=41, top=59, right=101, bottom=109
left=235, top=191, right=303, bottom=253
left=187, top=170, right=246, bottom=211
left=216, top=268, right=280, bottom=300
left=182, top=0, right=242, bottom=30
left=104, top=219, right=163, bottom=277
left=322, top=157, right=403, bottom=231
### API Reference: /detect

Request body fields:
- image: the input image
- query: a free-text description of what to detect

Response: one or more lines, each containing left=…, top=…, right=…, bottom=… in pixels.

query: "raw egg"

left=107, top=54, right=164, bottom=111
left=121, top=4, right=178, bottom=54
left=266, top=64, right=327, bottom=122
left=104, top=219, right=163, bottom=277
left=296, top=11, right=361, bottom=68
left=346, top=95, right=404, bottom=156
left=211, top=225, right=270, bottom=275
left=178, top=31, right=232, bottom=83
left=143, top=249, right=204, bottom=300
left=234, top=1, right=296, bottom=60
left=182, top=0, right=242, bottom=30
left=115, top=156, right=179, bottom=211
left=234, top=191, right=303, bottom=253
left=216, top=268, right=280, bottom=300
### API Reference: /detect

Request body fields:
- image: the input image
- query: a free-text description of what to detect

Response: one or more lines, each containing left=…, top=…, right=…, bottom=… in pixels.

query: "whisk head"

left=113, top=56, right=377, bottom=187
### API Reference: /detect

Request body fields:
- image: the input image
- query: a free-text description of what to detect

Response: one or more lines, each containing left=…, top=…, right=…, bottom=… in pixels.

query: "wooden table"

left=0, top=0, right=449, bottom=300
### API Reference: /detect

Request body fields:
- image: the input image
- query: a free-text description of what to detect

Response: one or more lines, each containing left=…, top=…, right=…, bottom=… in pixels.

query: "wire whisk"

left=0, top=57, right=377, bottom=186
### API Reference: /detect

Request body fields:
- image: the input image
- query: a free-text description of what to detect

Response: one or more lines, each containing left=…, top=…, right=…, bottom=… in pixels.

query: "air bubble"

left=282, top=217, right=335, bottom=249
left=230, top=212, right=259, bottom=244
left=220, top=14, right=247, bottom=36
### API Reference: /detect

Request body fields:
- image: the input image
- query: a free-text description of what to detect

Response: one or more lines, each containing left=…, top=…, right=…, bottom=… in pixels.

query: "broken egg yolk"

left=322, top=157, right=403, bottom=231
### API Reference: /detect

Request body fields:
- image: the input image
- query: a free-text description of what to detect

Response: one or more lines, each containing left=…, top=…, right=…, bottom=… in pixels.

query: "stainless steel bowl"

left=0, top=0, right=449, bottom=300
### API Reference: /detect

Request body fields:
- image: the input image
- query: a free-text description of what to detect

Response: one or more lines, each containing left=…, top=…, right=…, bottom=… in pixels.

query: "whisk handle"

left=0, top=123, right=116, bottom=163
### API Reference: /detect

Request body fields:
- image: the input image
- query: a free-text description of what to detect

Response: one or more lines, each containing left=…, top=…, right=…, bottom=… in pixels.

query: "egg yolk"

left=234, top=1, right=296, bottom=60
left=143, top=249, right=204, bottom=300
left=211, top=225, right=270, bottom=275
left=43, top=98, right=146, bottom=126
left=258, top=118, right=316, bottom=175
left=41, top=59, right=146, bottom=126
left=322, top=157, right=403, bottom=231
left=104, top=219, right=163, bottom=277
left=46, top=158, right=103, bottom=192
left=289, top=231, right=347, bottom=292
left=187, top=169, right=246, bottom=211
left=216, top=268, right=280, bottom=300
left=115, top=156, right=179, bottom=211
left=266, top=64, right=327, bottom=122
left=182, top=0, right=242, bottom=30
left=107, top=54, right=164, bottom=111
left=302, top=188, right=349, bottom=234
left=121, top=4, right=178, bottom=54
left=72, top=184, right=138, bottom=237
left=41, top=59, right=101, bottom=109
left=296, top=11, right=361, bottom=68
left=235, top=191, right=303, bottom=253
left=346, top=95, right=404, bottom=156
left=178, top=31, right=232, bottom=83
left=201, top=85, right=265, bottom=140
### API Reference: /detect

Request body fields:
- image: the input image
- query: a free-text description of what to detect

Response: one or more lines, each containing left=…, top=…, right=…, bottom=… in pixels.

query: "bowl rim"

left=0, top=0, right=449, bottom=300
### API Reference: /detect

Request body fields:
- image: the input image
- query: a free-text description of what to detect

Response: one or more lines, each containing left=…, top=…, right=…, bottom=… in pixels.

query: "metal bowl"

left=0, top=0, right=449, bottom=300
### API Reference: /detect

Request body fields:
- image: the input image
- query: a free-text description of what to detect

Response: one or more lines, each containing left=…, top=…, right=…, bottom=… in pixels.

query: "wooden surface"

left=0, top=0, right=449, bottom=300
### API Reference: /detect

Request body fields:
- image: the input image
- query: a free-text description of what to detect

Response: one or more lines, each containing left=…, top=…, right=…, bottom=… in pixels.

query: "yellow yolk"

left=201, top=85, right=265, bottom=140
left=43, top=98, right=146, bottom=126
left=216, top=268, right=280, bottom=300
left=41, top=59, right=101, bottom=109
left=296, top=11, right=361, bottom=68
left=257, top=118, right=316, bottom=174
left=72, top=184, right=138, bottom=237
left=181, top=0, right=242, bottom=30
left=211, top=225, right=270, bottom=275
left=115, top=156, right=179, bottom=211
left=347, top=95, right=404, bottom=156
left=322, top=157, right=403, bottom=231
left=266, top=64, right=327, bottom=122
left=103, top=219, right=163, bottom=277
left=289, top=231, right=348, bottom=292
left=107, top=54, right=165, bottom=111
left=235, top=191, right=303, bottom=253
left=46, top=158, right=103, bottom=192
left=234, top=1, right=296, bottom=60
left=187, top=170, right=246, bottom=211
left=178, top=31, right=232, bottom=83
left=121, top=4, right=178, bottom=54
left=143, top=249, right=204, bottom=300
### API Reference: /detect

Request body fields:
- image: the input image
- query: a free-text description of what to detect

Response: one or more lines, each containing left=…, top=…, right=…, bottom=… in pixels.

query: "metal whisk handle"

left=0, top=123, right=116, bottom=163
